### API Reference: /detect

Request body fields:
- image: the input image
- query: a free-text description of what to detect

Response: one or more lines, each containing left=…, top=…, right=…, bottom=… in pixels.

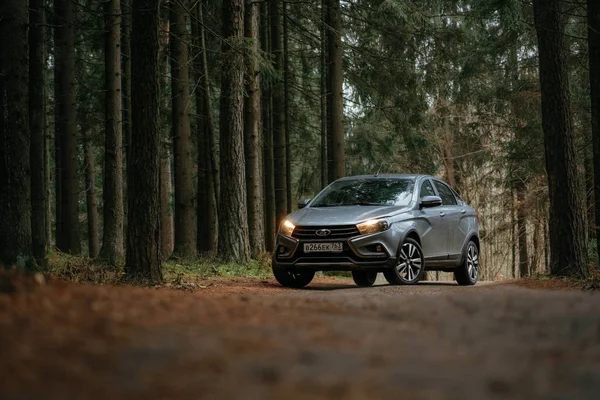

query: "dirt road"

left=1, top=274, right=599, bottom=399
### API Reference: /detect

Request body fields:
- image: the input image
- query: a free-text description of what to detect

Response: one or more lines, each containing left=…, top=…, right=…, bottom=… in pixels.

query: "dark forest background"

left=1, top=0, right=599, bottom=283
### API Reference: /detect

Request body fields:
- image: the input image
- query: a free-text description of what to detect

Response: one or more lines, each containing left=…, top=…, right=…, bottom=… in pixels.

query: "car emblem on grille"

left=316, top=229, right=331, bottom=237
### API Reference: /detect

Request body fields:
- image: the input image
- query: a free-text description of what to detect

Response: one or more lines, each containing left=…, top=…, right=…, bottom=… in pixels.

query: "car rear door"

left=418, top=178, right=448, bottom=260
left=432, top=180, right=465, bottom=260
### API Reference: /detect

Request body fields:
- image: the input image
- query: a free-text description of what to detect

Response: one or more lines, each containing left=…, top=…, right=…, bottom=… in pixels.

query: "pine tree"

left=0, top=0, right=31, bottom=267
left=126, top=0, right=163, bottom=283
left=100, top=0, right=125, bottom=263
left=533, top=0, right=589, bottom=278
left=170, top=0, right=196, bottom=258
left=244, top=0, right=266, bottom=257
left=218, top=0, right=251, bottom=262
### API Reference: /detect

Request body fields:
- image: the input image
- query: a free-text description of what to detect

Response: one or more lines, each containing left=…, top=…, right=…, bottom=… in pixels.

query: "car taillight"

left=476, top=210, right=480, bottom=222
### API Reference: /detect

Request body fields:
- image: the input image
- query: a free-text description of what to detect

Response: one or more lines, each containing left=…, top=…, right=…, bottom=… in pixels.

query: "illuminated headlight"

left=279, top=219, right=295, bottom=237
left=356, top=219, right=390, bottom=235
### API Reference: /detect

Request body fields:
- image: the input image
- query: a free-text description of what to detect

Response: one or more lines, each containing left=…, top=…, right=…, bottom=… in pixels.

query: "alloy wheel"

left=396, top=241, right=422, bottom=282
left=466, top=243, right=479, bottom=282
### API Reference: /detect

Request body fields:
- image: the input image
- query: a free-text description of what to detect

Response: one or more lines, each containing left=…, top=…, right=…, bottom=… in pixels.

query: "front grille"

left=292, top=225, right=360, bottom=240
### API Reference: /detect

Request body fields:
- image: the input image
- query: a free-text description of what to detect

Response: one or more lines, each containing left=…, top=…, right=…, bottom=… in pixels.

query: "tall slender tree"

left=244, top=0, right=266, bottom=257
left=283, top=0, right=292, bottom=213
left=261, top=2, right=275, bottom=251
left=588, top=0, right=600, bottom=262
left=218, top=0, right=251, bottom=261
left=83, top=126, right=100, bottom=258
left=170, top=0, right=196, bottom=258
left=100, top=0, right=125, bottom=263
left=324, top=0, right=345, bottom=181
left=126, top=0, right=162, bottom=283
left=532, top=0, right=589, bottom=278
left=30, top=0, right=48, bottom=263
left=55, top=0, right=81, bottom=254
left=0, top=0, right=31, bottom=267
left=159, top=14, right=174, bottom=261
left=270, top=0, right=287, bottom=229
left=192, top=0, right=218, bottom=253
left=320, top=1, right=328, bottom=189
left=122, top=0, right=132, bottom=181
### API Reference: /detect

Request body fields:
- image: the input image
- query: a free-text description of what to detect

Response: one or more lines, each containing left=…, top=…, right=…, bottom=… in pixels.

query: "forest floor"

left=1, top=271, right=600, bottom=400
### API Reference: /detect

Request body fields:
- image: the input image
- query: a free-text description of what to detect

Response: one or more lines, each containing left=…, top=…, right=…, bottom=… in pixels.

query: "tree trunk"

left=126, top=0, right=163, bottom=283
left=159, top=15, right=173, bottom=261
left=159, top=141, right=174, bottom=260
left=218, top=0, right=251, bottom=262
left=588, top=0, right=600, bottom=263
left=262, top=1, right=275, bottom=252
left=320, top=1, right=328, bottom=189
left=283, top=0, right=292, bottom=213
left=584, top=149, right=596, bottom=241
left=533, top=0, right=589, bottom=278
left=192, top=0, right=218, bottom=253
left=170, top=0, right=196, bottom=258
left=100, top=0, right=125, bottom=263
left=244, top=0, right=266, bottom=257
left=510, top=186, right=516, bottom=278
left=324, top=0, right=345, bottom=181
left=270, top=0, right=288, bottom=230
left=516, top=182, right=529, bottom=277
left=30, top=0, right=48, bottom=263
left=0, top=0, right=31, bottom=268
left=55, top=0, right=81, bottom=254
left=122, top=0, right=132, bottom=231
left=83, top=126, right=100, bottom=258
left=54, top=73, right=62, bottom=249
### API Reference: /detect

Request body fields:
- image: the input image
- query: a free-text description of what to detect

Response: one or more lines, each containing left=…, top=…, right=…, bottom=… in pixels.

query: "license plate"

left=304, top=242, right=343, bottom=253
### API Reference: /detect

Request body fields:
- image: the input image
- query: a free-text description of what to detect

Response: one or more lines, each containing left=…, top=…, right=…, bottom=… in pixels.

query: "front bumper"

left=273, top=230, right=399, bottom=271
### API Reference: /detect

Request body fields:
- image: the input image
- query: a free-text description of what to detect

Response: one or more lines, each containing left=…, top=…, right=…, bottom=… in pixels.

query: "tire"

left=272, top=265, right=315, bottom=288
left=352, top=271, right=378, bottom=287
left=454, top=240, right=479, bottom=286
left=384, top=237, right=424, bottom=285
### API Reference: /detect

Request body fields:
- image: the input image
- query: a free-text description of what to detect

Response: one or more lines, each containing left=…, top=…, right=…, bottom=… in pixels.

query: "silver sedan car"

left=272, top=174, right=480, bottom=288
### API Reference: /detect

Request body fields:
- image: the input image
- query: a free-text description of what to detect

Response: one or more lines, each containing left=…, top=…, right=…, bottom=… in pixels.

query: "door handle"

left=461, top=209, right=466, bottom=214
left=440, top=212, right=446, bottom=218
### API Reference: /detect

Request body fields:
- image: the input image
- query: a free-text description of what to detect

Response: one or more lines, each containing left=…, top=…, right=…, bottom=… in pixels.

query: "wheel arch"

left=403, top=230, right=421, bottom=246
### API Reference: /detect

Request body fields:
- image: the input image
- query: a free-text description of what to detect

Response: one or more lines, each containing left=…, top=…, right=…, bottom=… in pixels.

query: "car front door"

left=432, top=180, right=465, bottom=261
left=418, top=178, right=448, bottom=261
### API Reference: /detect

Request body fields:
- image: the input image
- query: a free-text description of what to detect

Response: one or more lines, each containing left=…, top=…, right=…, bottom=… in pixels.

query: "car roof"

left=335, top=174, right=434, bottom=181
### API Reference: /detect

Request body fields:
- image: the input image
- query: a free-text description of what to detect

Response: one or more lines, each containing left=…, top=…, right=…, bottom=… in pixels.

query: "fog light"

left=279, top=246, right=286, bottom=253
left=376, top=245, right=383, bottom=252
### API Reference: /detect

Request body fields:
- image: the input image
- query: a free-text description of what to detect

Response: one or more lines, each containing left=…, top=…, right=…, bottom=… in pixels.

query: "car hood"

left=288, top=205, right=409, bottom=226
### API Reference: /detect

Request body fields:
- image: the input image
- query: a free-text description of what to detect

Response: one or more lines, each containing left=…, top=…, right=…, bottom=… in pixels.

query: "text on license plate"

left=303, top=242, right=343, bottom=253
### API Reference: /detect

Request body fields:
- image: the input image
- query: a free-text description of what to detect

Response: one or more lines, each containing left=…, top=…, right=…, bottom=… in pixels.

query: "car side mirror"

left=298, top=198, right=311, bottom=209
left=420, top=195, right=442, bottom=208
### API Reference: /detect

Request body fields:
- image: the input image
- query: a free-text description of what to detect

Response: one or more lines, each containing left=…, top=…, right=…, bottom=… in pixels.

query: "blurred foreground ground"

left=1, top=273, right=599, bottom=400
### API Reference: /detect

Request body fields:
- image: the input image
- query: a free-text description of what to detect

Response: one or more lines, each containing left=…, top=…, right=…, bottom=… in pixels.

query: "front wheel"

left=384, top=238, right=424, bottom=285
left=454, top=241, right=479, bottom=286
left=352, top=271, right=378, bottom=287
left=272, top=265, right=315, bottom=288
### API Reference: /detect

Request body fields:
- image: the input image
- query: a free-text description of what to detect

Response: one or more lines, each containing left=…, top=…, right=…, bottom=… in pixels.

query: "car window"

left=310, top=178, right=415, bottom=207
left=433, top=181, right=457, bottom=205
left=419, top=180, right=436, bottom=200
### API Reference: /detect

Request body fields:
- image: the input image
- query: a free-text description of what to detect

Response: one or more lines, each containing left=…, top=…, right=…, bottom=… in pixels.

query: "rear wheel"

left=384, top=238, right=424, bottom=285
left=352, top=271, right=378, bottom=287
left=272, top=265, right=315, bottom=288
left=454, top=241, right=479, bottom=286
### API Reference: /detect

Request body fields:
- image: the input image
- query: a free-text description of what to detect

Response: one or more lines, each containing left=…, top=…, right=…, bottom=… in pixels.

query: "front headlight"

left=279, top=219, right=295, bottom=237
left=356, top=219, right=390, bottom=235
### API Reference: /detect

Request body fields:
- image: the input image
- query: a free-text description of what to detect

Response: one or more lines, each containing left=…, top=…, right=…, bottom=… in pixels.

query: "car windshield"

left=310, top=178, right=415, bottom=207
